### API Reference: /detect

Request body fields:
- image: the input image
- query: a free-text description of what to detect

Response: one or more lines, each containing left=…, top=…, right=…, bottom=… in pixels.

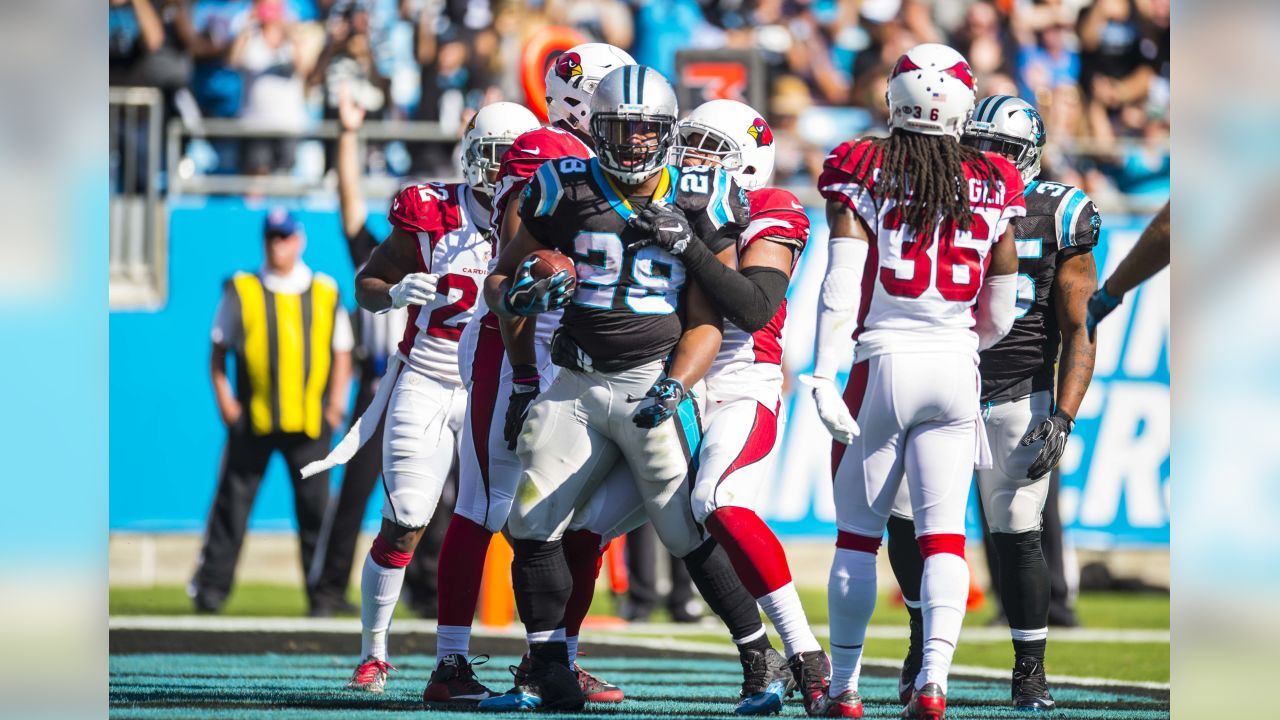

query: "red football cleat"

left=901, top=682, right=946, bottom=719
left=346, top=656, right=395, bottom=693
left=819, top=690, right=864, bottom=718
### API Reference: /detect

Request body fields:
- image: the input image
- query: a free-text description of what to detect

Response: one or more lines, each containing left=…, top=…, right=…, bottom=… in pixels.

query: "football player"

left=1087, top=200, right=1168, bottom=338
left=478, top=65, right=759, bottom=712
left=309, top=101, right=541, bottom=694
left=809, top=44, right=1024, bottom=719
left=429, top=42, right=637, bottom=706
left=882, top=96, right=1101, bottom=712
left=653, top=98, right=833, bottom=715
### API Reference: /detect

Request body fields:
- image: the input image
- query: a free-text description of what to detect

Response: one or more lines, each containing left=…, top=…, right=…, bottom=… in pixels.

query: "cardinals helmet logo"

left=746, top=118, right=774, bottom=147
left=555, top=52, right=583, bottom=81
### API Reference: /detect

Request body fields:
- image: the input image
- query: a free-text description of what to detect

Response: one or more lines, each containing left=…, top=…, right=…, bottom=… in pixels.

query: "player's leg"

left=189, top=426, right=274, bottom=613
left=884, top=484, right=924, bottom=704
left=349, top=368, right=465, bottom=691
left=976, top=390, right=1057, bottom=710
left=899, top=353, right=981, bottom=716
left=824, top=357, right=905, bottom=717
left=695, top=393, right=829, bottom=708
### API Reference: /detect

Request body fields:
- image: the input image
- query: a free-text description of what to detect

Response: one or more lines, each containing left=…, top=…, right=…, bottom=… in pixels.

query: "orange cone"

left=478, top=533, right=515, bottom=627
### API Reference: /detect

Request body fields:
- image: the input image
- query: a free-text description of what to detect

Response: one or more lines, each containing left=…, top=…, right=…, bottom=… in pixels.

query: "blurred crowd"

left=109, top=0, right=1169, bottom=204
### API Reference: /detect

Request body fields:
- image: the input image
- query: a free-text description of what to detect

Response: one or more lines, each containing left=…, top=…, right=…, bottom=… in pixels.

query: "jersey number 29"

left=570, top=232, right=686, bottom=314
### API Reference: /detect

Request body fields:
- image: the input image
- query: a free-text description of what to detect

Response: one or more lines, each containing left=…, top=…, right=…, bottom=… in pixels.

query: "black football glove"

left=503, top=366, right=541, bottom=450
left=1020, top=408, right=1075, bottom=479
left=629, top=202, right=693, bottom=255
left=630, top=377, right=688, bottom=428
left=504, top=257, right=575, bottom=316
left=1085, top=285, right=1122, bottom=342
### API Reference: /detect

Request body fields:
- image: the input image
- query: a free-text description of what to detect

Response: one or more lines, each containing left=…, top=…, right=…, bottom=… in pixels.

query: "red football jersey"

left=490, top=125, right=594, bottom=229
left=817, top=138, right=1026, bottom=358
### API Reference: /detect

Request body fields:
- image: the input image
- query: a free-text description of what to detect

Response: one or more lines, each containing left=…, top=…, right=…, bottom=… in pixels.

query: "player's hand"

left=800, top=375, right=860, bottom=444
left=337, top=81, right=366, bottom=132
left=1020, top=409, right=1074, bottom=479
left=504, top=367, right=541, bottom=450
left=631, top=377, right=687, bottom=429
left=1085, top=285, right=1122, bottom=342
left=629, top=202, right=693, bottom=255
left=324, top=402, right=345, bottom=431
left=388, top=272, right=439, bottom=309
left=503, top=259, right=575, bottom=316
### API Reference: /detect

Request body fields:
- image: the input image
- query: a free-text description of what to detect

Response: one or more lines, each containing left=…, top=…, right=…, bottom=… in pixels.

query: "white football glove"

left=388, top=272, right=439, bottom=309
left=800, top=375, right=860, bottom=444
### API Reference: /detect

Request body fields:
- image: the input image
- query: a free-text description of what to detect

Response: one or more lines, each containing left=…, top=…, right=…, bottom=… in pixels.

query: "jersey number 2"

left=425, top=274, right=478, bottom=340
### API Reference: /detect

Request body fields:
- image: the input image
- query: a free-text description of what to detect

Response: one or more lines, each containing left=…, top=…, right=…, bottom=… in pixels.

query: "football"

left=522, top=248, right=577, bottom=282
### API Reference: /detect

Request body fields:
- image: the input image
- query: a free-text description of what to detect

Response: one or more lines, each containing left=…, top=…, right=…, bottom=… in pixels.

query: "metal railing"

left=110, top=86, right=167, bottom=309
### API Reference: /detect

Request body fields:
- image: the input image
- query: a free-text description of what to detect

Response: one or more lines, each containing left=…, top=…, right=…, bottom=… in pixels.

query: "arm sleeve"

left=678, top=239, right=789, bottom=333
left=975, top=273, right=1017, bottom=351
left=812, top=236, right=869, bottom=380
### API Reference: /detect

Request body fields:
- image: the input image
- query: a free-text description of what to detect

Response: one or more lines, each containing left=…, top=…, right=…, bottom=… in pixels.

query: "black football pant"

left=980, top=468, right=1073, bottom=621
left=623, top=521, right=696, bottom=618
left=191, top=424, right=332, bottom=610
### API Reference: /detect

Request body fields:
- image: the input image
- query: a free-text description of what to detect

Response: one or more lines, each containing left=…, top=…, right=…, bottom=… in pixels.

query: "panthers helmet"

left=544, top=43, right=636, bottom=132
left=963, top=95, right=1046, bottom=183
left=589, top=65, right=679, bottom=185
left=885, top=43, right=977, bottom=139
left=461, top=102, right=542, bottom=196
left=671, top=99, right=776, bottom=190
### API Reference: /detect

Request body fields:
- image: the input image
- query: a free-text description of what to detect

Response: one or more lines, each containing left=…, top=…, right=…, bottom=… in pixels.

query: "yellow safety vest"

left=227, top=272, right=340, bottom=438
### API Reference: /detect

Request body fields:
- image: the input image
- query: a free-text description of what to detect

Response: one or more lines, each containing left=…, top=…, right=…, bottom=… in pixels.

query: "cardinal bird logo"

left=555, top=52, right=584, bottom=81
left=746, top=118, right=774, bottom=147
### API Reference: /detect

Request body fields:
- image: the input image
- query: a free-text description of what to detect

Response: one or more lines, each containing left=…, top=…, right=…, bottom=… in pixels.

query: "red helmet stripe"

left=943, top=61, right=975, bottom=89
left=891, top=55, right=924, bottom=77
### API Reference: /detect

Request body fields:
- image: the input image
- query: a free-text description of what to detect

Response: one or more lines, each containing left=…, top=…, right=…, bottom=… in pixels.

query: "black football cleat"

left=788, top=649, right=832, bottom=716
left=422, top=653, right=497, bottom=708
left=901, top=682, right=946, bottom=719
left=898, top=639, right=923, bottom=704
left=735, top=647, right=796, bottom=715
left=477, top=653, right=585, bottom=712
left=1012, top=656, right=1057, bottom=711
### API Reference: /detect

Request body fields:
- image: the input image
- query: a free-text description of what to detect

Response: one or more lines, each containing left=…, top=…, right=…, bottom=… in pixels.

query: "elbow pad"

left=976, top=273, right=1018, bottom=351
left=812, top=236, right=869, bottom=379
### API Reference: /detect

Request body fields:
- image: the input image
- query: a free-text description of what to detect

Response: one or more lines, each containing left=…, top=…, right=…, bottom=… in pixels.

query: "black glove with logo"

left=631, top=377, right=688, bottom=428
left=1020, top=408, right=1075, bottom=479
left=503, top=365, right=540, bottom=450
left=629, top=202, right=694, bottom=255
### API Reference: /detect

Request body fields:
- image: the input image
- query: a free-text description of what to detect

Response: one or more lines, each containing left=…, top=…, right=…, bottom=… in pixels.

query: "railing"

left=110, top=87, right=167, bottom=309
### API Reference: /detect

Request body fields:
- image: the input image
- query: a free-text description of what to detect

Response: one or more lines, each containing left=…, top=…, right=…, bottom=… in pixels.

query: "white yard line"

left=109, top=615, right=1169, bottom=691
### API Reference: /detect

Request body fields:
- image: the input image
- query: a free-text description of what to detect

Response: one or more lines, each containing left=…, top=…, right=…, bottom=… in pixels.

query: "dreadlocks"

left=850, top=129, right=1002, bottom=239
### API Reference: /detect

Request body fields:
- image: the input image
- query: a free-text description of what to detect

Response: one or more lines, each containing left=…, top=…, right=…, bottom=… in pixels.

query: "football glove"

left=631, top=377, right=687, bottom=429
left=388, top=272, right=439, bottom=309
left=800, top=375, right=860, bottom=444
left=503, top=258, right=575, bottom=316
left=503, top=366, right=541, bottom=450
left=1085, top=285, right=1122, bottom=342
left=630, top=202, right=693, bottom=255
left=1020, top=408, right=1075, bottom=479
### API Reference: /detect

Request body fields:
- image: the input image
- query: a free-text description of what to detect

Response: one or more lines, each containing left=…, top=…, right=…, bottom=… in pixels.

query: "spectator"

left=309, top=2, right=391, bottom=122
left=1017, top=21, right=1080, bottom=103
left=190, top=208, right=353, bottom=615
left=229, top=0, right=313, bottom=175
left=1078, top=0, right=1155, bottom=138
left=549, top=0, right=634, bottom=50
left=949, top=0, right=1020, bottom=78
left=109, top=0, right=195, bottom=92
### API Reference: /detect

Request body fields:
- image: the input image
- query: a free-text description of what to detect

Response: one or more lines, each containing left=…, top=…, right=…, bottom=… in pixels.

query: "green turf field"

left=110, top=584, right=1169, bottom=684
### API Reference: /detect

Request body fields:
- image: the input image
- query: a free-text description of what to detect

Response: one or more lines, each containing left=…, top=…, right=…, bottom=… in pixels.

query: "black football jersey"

left=979, top=179, right=1101, bottom=403
left=519, top=157, right=747, bottom=370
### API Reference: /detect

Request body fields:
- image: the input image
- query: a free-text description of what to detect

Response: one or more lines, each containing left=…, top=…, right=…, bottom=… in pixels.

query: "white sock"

left=758, top=582, right=821, bottom=658
left=566, top=635, right=579, bottom=667
left=527, top=628, right=566, bottom=645
left=919, top=554, right=969, bottom=693
left=435, top=625, right=472, bottom=665
left=360, top=552, right=407, bottom=660
left=827, top=548, right=877, bottom=696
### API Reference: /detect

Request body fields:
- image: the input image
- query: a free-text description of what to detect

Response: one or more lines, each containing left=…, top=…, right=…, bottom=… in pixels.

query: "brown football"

left=522, top=248, right=577, bottom=282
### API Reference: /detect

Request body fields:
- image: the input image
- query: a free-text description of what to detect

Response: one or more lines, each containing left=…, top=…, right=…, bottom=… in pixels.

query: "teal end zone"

left=110, top=654, right=1168, bottom=719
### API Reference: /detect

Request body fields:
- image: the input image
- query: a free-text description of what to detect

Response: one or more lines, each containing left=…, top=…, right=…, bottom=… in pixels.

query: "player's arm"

left=335, top=82, right=373, bottom=256
left=633, top=281, right=724, bottom=429
left=1053, top=250, right=1098, bottom=420
left=355, top=226, right=436, bottom=313
left=802, top=199, right=870, bottom=444
left=485, top=216, right=544, bottom=368
left=210, top=343, right=240, bottom=427
left=975, top=222, right=1019, bottom=351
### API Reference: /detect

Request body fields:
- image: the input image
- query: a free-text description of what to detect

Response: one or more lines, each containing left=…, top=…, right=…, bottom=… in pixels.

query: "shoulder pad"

left=1026, top=181, right=1099, bottom=251
left=389, top=182, right=457, bottom=235
left=743, top=188, right=810, bottom=250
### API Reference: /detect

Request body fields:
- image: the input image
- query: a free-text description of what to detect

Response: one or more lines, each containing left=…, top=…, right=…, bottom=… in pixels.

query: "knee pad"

left=382, top=487, right=439, bottom=529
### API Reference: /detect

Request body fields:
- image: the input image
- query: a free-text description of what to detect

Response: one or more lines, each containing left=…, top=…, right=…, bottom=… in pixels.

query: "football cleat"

left=577, top=664, right=625, bottom=703
left=346, top=655, right=395, bottom=693
left=735, top=647, right=797, bottom=715
left=422, top=653, right=497, bottom=708
left=817, top=690, right=864, bottom=718
left=901, top=682, right=947, bottom=720
left=477, top=656, right=585, bottom=712
left=898, top=628, right=924, bottom=704
left=1011, top=656, right=1057, bottom=711
left=789, top=649, right=832, bottom=716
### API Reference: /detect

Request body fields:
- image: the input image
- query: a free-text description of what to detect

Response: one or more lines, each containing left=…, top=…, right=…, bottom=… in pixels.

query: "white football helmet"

left=885, top=43, right=977, bottom=138
left=461, top=102, right=542, bottom=196
left=589, top=65, right=679, bottom=185
left=671, top=99, right=777, bottom=190
left=545, top=42, right=636, bottom=132
left=963, top=95, right=1046, bottom=183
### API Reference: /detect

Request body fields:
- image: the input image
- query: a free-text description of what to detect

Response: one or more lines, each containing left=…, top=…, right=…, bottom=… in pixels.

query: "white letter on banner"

left=1079, top=382, right=1170, bottom=528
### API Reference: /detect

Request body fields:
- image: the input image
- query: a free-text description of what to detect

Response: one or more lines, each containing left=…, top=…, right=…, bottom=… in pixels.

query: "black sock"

left=907, top=605, right=923, bottom=653
left=528, top=640, right=571, bottom=668
left=991, top=531, right=1050, bottom=661
left=511, top=538, right=572, bottom=636
left=682, top=539, right=767, bottom=644
left=887, top=515, right=924, bottom=606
